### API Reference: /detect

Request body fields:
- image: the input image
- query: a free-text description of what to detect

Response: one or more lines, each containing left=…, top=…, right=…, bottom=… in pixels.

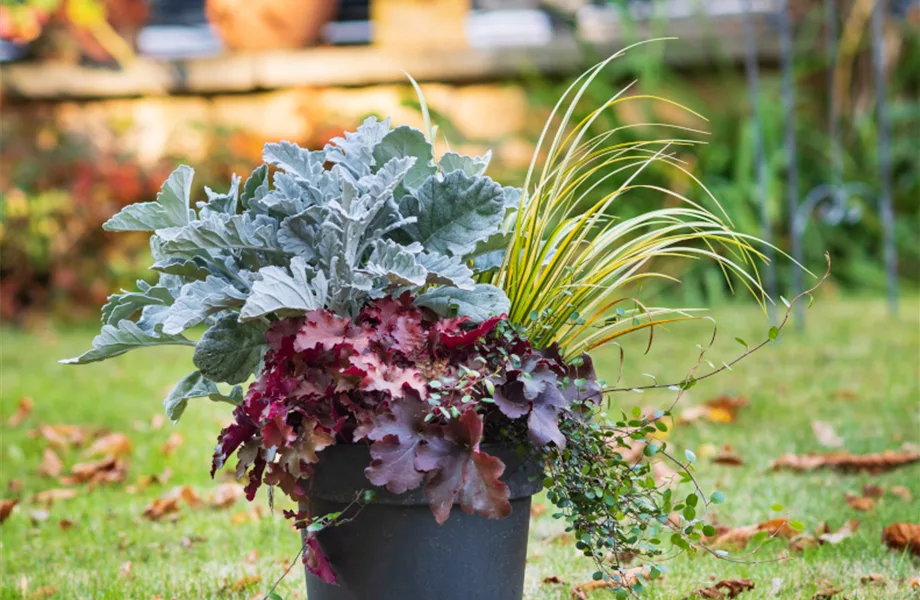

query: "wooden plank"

left=0, top=14, right=779, bottom=100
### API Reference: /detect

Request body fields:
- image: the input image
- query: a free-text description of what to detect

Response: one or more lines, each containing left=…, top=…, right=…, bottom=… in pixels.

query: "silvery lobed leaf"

left=150, top=256, right=210, bottom=280
left=416, top=252, right=475, bottom=290
left=277, top=210, right=320, bottom=259
left=465, top=231, right=511, bottom=273
left=363, top=239, right=428, bottom=287
left=61, top=320, right=195, bottom=365
left=357, top=156, right=414, bottom=198
left=325, top=116, right=391, bottom=177
left=136, top=304, right=169, bottom=333
left=159, top=213, right=281, bottom=253
left=414, top=283, right=510, bottom=322
left=103, top=165, right=195, bottom=231
left=163, top=370, right=220, bottom=423
left=240, top=164, right=269, bottom=212
left=240, top=256, right=328, bottom=320
left=439, top=150, right=492, bottom=177
left=399, top=171, right=505, bottom=257
left=372, top=126, right=436, bottom=191
left=262, top=141, right=325, bottom=181
left=197, top=174, right=241, bottom=218
left=162, top=275, right=252, bottom=335
left=101, top=284, right=173, bottom=325
left=502, top=186, right=523, bottom=213
left=193, top=315, right=267, bottom=385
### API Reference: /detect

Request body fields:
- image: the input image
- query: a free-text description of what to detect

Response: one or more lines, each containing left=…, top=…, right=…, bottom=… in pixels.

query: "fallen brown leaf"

left=542, top=575, right=566, bottom=585
left=908, top=577, right=919, bottom=589
left=710, top=518, right=798, bottom=548
left=844, top=492, right=876, bottom=512
left=133, top=468, right=173, bottom=491
left=83, top=433, right=133, bottom=458
left=59, top=456, right=127, bottom=486
left=8, top=480, right=21, bottom=494
left=229, top=574, right=261, bottom=592
left=859, top=573, right=887, bottom=586
left=159, top=432, right=183, bottom=457
left=679, top=395, right=748, bottom=424
left=209, top=482, right=244, bottom=509
left=890, top=486, right=912, bottom=501
left=32, top=488, right=77, bottom=506
left=571, top=568, right=650, bottom=599
left=811, top=421, right=844, bottom=448
left=142, top=496, right=181, bottom=521
left=58, top=519, right=75, bottom=531
left=119, top=561, right=132, bottom=579
left=180, top=535, right=207, bottom=549
left=770, top=447, right=920, bottom=474
left=862, top=484, right=885, bottom=498
left=0, top=498, right=19, bottom=523
left=530, top=503, right=547, bottom=518
left=543, top=531, right=575, bottom=545
left=37, top=448, right=63, bottom=478
left=231, top=505, right=267, bottom=525
left=29, top=509, right=50, bottom=524
left=712, top=452, right=744, bottom=467
left=30, top=585, right=58, bottom=598
left=812, top=586, right=842, bottom=599
left=245, top=549, right=260, bottom=564
left=32, top=424, right=90, bottom=449
left=150, top=414, right=165, bottom=430
left=881, top=523, right=920, bottom=556
left=8, top=397, right=34, bottom=427
left=689, top=578, right=755, bottom=599
left=818, top=520, right=860, bottom=545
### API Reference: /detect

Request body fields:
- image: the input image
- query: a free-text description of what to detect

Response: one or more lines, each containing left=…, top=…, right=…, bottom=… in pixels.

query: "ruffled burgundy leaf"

left=304, top=536, right=337, bottom=584
left=416, top=409, right=509, bottom=523
left=439, top=315, right=503, bottom=349
left=493, top=380, right=530, bottom=419
left=295, top=310, right=371, bottom=353
left=365, top=396, right=428, bottom=493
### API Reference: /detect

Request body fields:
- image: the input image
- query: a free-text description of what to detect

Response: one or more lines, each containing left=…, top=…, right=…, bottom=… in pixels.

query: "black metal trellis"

left=871, top=0, right=899, bottom=315
left=746, top=0, right=900, bottom=327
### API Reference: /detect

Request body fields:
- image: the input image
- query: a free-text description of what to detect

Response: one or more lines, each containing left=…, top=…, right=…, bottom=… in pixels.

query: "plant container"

left=300, top=444, right=542, bottom=600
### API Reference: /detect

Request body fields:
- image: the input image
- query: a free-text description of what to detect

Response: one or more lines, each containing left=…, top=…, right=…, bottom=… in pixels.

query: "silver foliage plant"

left=63, top=117, right=520, bottom=422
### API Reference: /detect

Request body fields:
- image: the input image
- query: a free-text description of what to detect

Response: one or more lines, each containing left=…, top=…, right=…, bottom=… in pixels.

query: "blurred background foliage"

left=1, top=0, right=917, bottom=323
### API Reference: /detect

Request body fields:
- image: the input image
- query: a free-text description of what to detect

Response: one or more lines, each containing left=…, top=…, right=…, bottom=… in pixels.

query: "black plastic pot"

left=300, top=444, right=542, bottom=600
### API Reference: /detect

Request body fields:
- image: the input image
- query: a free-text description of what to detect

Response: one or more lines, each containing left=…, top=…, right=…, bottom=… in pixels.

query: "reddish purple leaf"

left=365, top=397, right=428, bottom=494
left=439, top=315, right=503, bottom=349
left=304, top=536, right=337, bottom=584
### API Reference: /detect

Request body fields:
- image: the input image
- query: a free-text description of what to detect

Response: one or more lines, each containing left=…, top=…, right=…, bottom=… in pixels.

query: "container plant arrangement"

left=64, top=55, right=815, bottom=599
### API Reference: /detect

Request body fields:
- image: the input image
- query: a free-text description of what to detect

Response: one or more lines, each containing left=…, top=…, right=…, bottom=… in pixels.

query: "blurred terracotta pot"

left=206, top=0, right=339, bottom=51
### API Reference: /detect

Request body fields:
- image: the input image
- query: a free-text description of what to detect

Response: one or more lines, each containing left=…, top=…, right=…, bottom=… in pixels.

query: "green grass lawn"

left=2, top=296, right=918, bottom=599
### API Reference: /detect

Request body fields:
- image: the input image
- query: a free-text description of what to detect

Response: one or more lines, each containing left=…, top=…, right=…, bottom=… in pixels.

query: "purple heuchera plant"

left=212, top=294, right=600, bottom=582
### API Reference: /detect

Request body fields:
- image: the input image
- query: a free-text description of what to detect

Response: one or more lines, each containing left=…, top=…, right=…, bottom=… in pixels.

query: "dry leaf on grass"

left=571, top=568, right=650, bottom=599
left=8, top=397, right=34, bottom=427
left=59, top=456, right=127, bottom=486
left=83, top=433, right=133, bottom=458
left=142, top=485, right=202, bottom=521
left=679, top=395, right=748, bottom=425
left=150, top=414, right=165, bottom=430
left=811, top=421, right=843, bottom=448
left=812, top=586, right=842, bottom=599
left=29, top=509, right=50, bottom=524
left=770, top=446, right=920, bottom=474
left=128, top=468, right=174, bottom=493
left=890, top=486, right=912, bottom=501
left=159, top=433, right=183, bottom=457
left=844, top=492, right=876, bottom=512
left=209, top=482, right=244, bottom=509
left=226, top=575, right=261, bottom=593
left=542, top=575, right=566, bottom=585
left=37, top=448, right=63, bottom=478
left=859, top=573, right=887, bottom=586
left=688, top=578, right=755, bottom=599
left=119, top=561, right=132, bottom=579
left=709, top=518, right=799, bottom=548
left=32, top=424, right=90, bottom=449
left=29, top=585, right=58, bottom=598
left=230, top=506, right=267, bottom=525
left=32, top=488, right=77, bottom=506
left=530, top=504, right=547, bottom=518
left=543, top=531, right=575, bottom=545
left=861, top=484, right=885, bottom=498
left=712, top=451, right=744, bottom=467
left=881, top=523, right=920, bottom=557
left=908, top=577, right=920, bottom=589
left=58, top=518, right=75, bottom=531
left=818, top=520, right=860, bottom=545
left=245, top=549, right=260, bottom=565
left=0, top=498, right=19, bottom=523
